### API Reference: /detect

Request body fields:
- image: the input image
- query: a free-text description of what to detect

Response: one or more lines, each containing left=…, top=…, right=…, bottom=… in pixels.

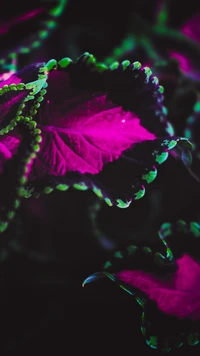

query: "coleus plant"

left=0, top=52, right=193, bottom=233
left=83, top=220, right=200, bottom=352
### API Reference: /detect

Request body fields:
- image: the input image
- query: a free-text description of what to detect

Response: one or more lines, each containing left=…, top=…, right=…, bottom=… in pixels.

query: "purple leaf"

left=29, top=56, right=167, bottom=181
left=113, top=220, right=200, bottom=321
left=83, top=221, right=200, bottom=350
left=116, top=253, right=200, bottom=320
left=35, top=67, right=156, bottom=176
left=24, top=55, right=192, bottom=206
left=0, top=55, right=193, bottom=207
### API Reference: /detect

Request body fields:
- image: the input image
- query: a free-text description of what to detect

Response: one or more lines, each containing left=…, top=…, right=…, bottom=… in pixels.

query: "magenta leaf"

left=115, top=254, right=200, bottom=321
left=36, top=88, right=156, bottom=176
left=112, top=253, right=200, bottom=350
left=83, top=220, right=200, bottom=350
left=0, top=54, right=193, bottom=212
left=13, top=53, right=191, bottom=207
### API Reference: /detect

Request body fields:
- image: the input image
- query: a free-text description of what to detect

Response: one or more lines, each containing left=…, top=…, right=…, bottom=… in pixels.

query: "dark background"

left=0, top=0, right=200, bottom=354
